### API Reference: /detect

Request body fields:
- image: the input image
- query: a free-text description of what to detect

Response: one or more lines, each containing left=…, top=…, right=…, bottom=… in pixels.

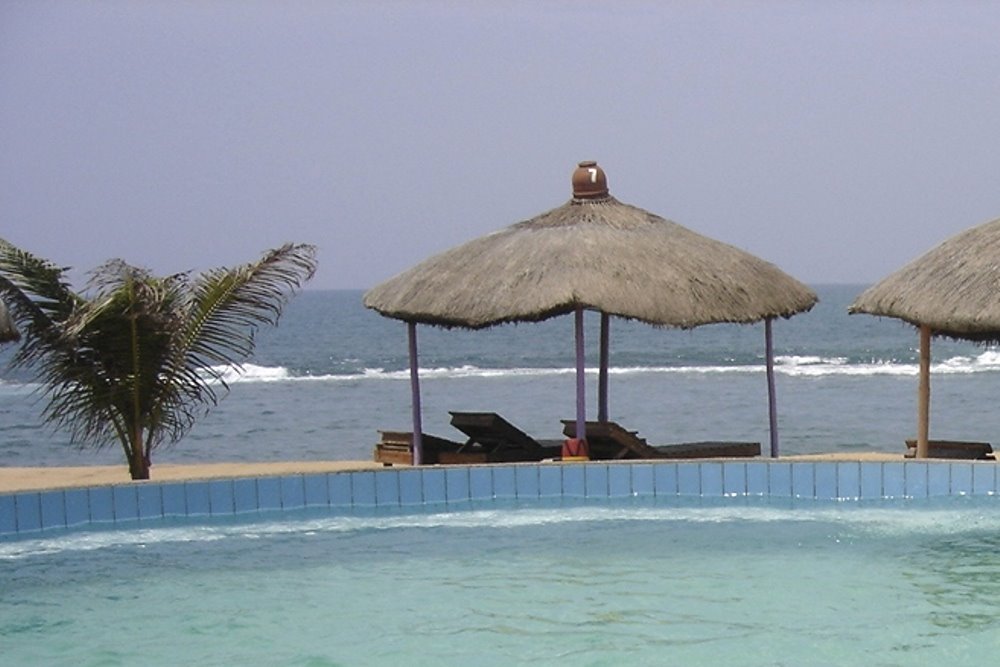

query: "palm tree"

left=0, top=239, right=317, bottom=479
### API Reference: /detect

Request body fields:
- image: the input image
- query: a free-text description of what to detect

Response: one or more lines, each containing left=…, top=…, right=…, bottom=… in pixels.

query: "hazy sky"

left=3, top=1, right=1000, bottom=290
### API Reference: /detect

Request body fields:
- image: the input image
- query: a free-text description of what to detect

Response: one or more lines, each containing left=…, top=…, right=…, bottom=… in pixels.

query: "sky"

left=3, top=1, right=1000, bottom=291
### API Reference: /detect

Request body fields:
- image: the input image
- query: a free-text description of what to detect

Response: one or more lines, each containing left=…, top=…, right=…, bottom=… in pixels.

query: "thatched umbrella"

left=365, top=161, right=817, bottom=463
left=849, top=217, right=1000, bottom=458
left=0, top=300, right=19, bottom=343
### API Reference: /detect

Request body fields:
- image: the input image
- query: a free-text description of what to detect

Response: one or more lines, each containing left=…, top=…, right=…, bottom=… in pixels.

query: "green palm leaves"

left=0, top=240, right=317, bottom=479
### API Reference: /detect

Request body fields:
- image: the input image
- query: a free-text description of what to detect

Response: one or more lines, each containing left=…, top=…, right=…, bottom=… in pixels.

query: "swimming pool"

left=3, top=461, right=1000, bottom=665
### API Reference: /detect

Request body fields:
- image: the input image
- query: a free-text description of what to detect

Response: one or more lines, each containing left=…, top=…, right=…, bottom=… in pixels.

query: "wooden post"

left=598, top=312, right=610, bottom=422
left=408, top=321, right=423, bottom=466
left=917, top=324, right=931, bottom=459
left=765, top=318, right=779, bottom=458
left=575, top=307, right=587, bottom=444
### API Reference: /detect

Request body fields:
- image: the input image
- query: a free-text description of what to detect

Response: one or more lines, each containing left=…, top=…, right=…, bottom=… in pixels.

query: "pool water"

left=3, top=496, right=1000, bottom=666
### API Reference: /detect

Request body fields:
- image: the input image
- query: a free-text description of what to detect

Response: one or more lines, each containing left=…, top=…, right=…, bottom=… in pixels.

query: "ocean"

left=1, top=284, right=998, bottom=468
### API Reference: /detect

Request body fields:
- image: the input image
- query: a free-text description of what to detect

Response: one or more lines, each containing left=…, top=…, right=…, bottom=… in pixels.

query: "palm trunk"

left=126, top=427, right=150, bottom=480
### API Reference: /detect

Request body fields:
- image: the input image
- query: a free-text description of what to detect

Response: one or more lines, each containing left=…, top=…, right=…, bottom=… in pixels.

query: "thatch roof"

left=0, top=300, right=19, bottom=343
left=849, top=217, right=1000, bottom=342
left=365, top=194, right=817, bottom=329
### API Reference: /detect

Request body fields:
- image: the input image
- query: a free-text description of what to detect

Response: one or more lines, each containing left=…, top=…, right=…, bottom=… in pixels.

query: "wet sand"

left=0, top=453, right=908, bottom=493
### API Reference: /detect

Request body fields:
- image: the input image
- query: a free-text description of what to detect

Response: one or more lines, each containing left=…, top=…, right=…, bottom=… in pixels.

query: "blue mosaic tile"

left=89, top=487, right=115, bottom=522
left=468, top=467, right=494, bottom=500
left=185, top=482, right=211, bottom=516
left=927, top=464, right=950, bottom=497
left=514, top=466, right=540, bottom=499
left=722, top=463, right=746, bottom=496
left=815, top=463, right=838, bottom=500
left=398, top=470, right=423, bottom=505
left=768, top=463, right=793, bottom=498
left=233, top=478, right=258, bottom=513
left=329, top=473, right=352, bottom=507
left=746, top=462, right=769, bottom=496
left=39, top=491, right=66, bottom=530
left=836, top=462, right=860, bottom=499
left=951, top=463, right=974, bottom=496
left=281, top=476, right=306, bottom=509
left=791, top=463, right=814, bottom=498
left=209, top=480, right=235, bottom=515
left=631, top=464, right=654, bottom=497
left=538, top=466, right=563, bottom=498
left=161, top=483, right=187, bottom=516
left=136, top=485, right=163, bottom=520
left=905, top=463, right=929, bottom=498
left=374, top=471, right=400, bottom=506
left=112, top=486, right=138, bottom=522
left=64, top=489, right=90, bottom=527
left=256, top=477, right=282, bottom=510
left=677, top=464, right=700, bottom=496
left=700, top=464, right=724, bottom=497
left=584, top=465, right=609, bottom=498
left=607, top=465, right=631, bottom=498
left=562, top=465, right=585, bottom=498
left=14, top=493, right=41, bottom=532
left=973, top=464, right=996, bottom=495
left=350, top=472, right=376, bottom=506
left=421, top=469, right=447, bottom=504
left=654, top=463, right=678, bottom=496
left=492, top=467, right=516, bottom=499
left=0, top=495, right=18, bottom=534
left=444, top=468, right=470, bottom=503
left=882, top=463, right=905, bottom=498
left=303, top=475, right=329, bottom=507
left=860, top=462, right=883, bottom=499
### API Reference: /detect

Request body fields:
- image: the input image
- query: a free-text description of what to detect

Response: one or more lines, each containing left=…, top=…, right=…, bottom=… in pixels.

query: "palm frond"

left=182, top=244, right=317, bottom=370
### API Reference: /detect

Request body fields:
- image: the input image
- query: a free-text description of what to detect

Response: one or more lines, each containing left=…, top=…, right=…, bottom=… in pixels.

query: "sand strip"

left=0, top=461, right=385, bottom=493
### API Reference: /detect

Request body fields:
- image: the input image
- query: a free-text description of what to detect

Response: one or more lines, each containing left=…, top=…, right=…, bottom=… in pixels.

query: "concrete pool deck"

left=0, top=452, right=907, bottom=493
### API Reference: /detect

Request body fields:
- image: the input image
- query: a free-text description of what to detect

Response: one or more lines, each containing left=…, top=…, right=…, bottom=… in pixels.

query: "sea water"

left=3, top=496, right=1000, bottom=665
left=1, top=284, right=1000, bottom=467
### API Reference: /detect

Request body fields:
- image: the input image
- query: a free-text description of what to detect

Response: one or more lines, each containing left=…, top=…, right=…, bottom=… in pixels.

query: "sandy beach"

left=0, top=460, right=385, bottom=494
left=0, top=453, right=910, bottom=494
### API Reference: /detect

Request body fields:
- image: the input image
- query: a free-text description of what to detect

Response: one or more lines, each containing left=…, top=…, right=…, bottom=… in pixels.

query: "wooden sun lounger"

left=562, top=420, right=760, bottom=460
left=374, top=430, right=464, bottom=465
left=446, top=412, right=562, bottom=464
left=904, top=439, right=994, bottom=460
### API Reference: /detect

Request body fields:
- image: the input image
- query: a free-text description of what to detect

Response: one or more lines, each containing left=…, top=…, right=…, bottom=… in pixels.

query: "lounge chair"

left=444, top=412, right=563, bottom=464
left=904, top=439, right=994, bottom=460
left=561, top=420, right=760, bottom=460
left=374, top=430, right=464, bottom=465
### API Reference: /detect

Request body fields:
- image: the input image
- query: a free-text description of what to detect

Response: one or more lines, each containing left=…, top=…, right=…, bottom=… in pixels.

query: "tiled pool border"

left=1, top=459, right=996, bottom=537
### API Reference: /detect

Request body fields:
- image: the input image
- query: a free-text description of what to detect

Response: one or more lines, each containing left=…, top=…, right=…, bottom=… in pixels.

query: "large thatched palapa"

left=365, top=161, right=817, bottom=463
left=850, top=217, right=1000, bottom=458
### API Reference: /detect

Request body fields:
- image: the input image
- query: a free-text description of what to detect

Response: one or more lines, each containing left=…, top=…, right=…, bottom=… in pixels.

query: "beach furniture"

left=443, top=412, right=563, bottom=464
left=562, top=420, right=760, bottom=460
left=374, top=430, right=464, bottom=465
left=904, top=439, right=994, bottom=460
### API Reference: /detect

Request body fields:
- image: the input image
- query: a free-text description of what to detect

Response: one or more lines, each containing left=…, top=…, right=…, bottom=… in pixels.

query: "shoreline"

left=0, top=453, right=908, bottom=493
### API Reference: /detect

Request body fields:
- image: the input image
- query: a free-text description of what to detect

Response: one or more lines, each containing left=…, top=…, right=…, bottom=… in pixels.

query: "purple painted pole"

left=575, top=307, right=586, bottom=443
left=765, top=317, right=779, bottom=458
left=598, top=312, right=610, bottom=422
left=408, top=321, right=423, bottom=466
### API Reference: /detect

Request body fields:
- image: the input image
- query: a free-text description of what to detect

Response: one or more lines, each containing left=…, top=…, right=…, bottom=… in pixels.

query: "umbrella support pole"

left=408, top=322, right=424, bottom=466
left=598, top=313, right=609, bottom=423
left=563, top=307, right=590, bottom=461
left=917, top=325, right=931, bottom=459
left=765, top=318, right=779, bottom=458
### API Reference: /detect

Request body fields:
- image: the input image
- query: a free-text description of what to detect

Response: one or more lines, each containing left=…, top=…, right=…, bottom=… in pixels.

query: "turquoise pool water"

left=4, top=496, right=1000, bottom=666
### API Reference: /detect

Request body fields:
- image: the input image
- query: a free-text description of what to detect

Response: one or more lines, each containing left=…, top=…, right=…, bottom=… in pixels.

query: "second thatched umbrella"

left=365, top=161, right=817, bottom=463
left=850, top=217, right=1000, bottom=458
